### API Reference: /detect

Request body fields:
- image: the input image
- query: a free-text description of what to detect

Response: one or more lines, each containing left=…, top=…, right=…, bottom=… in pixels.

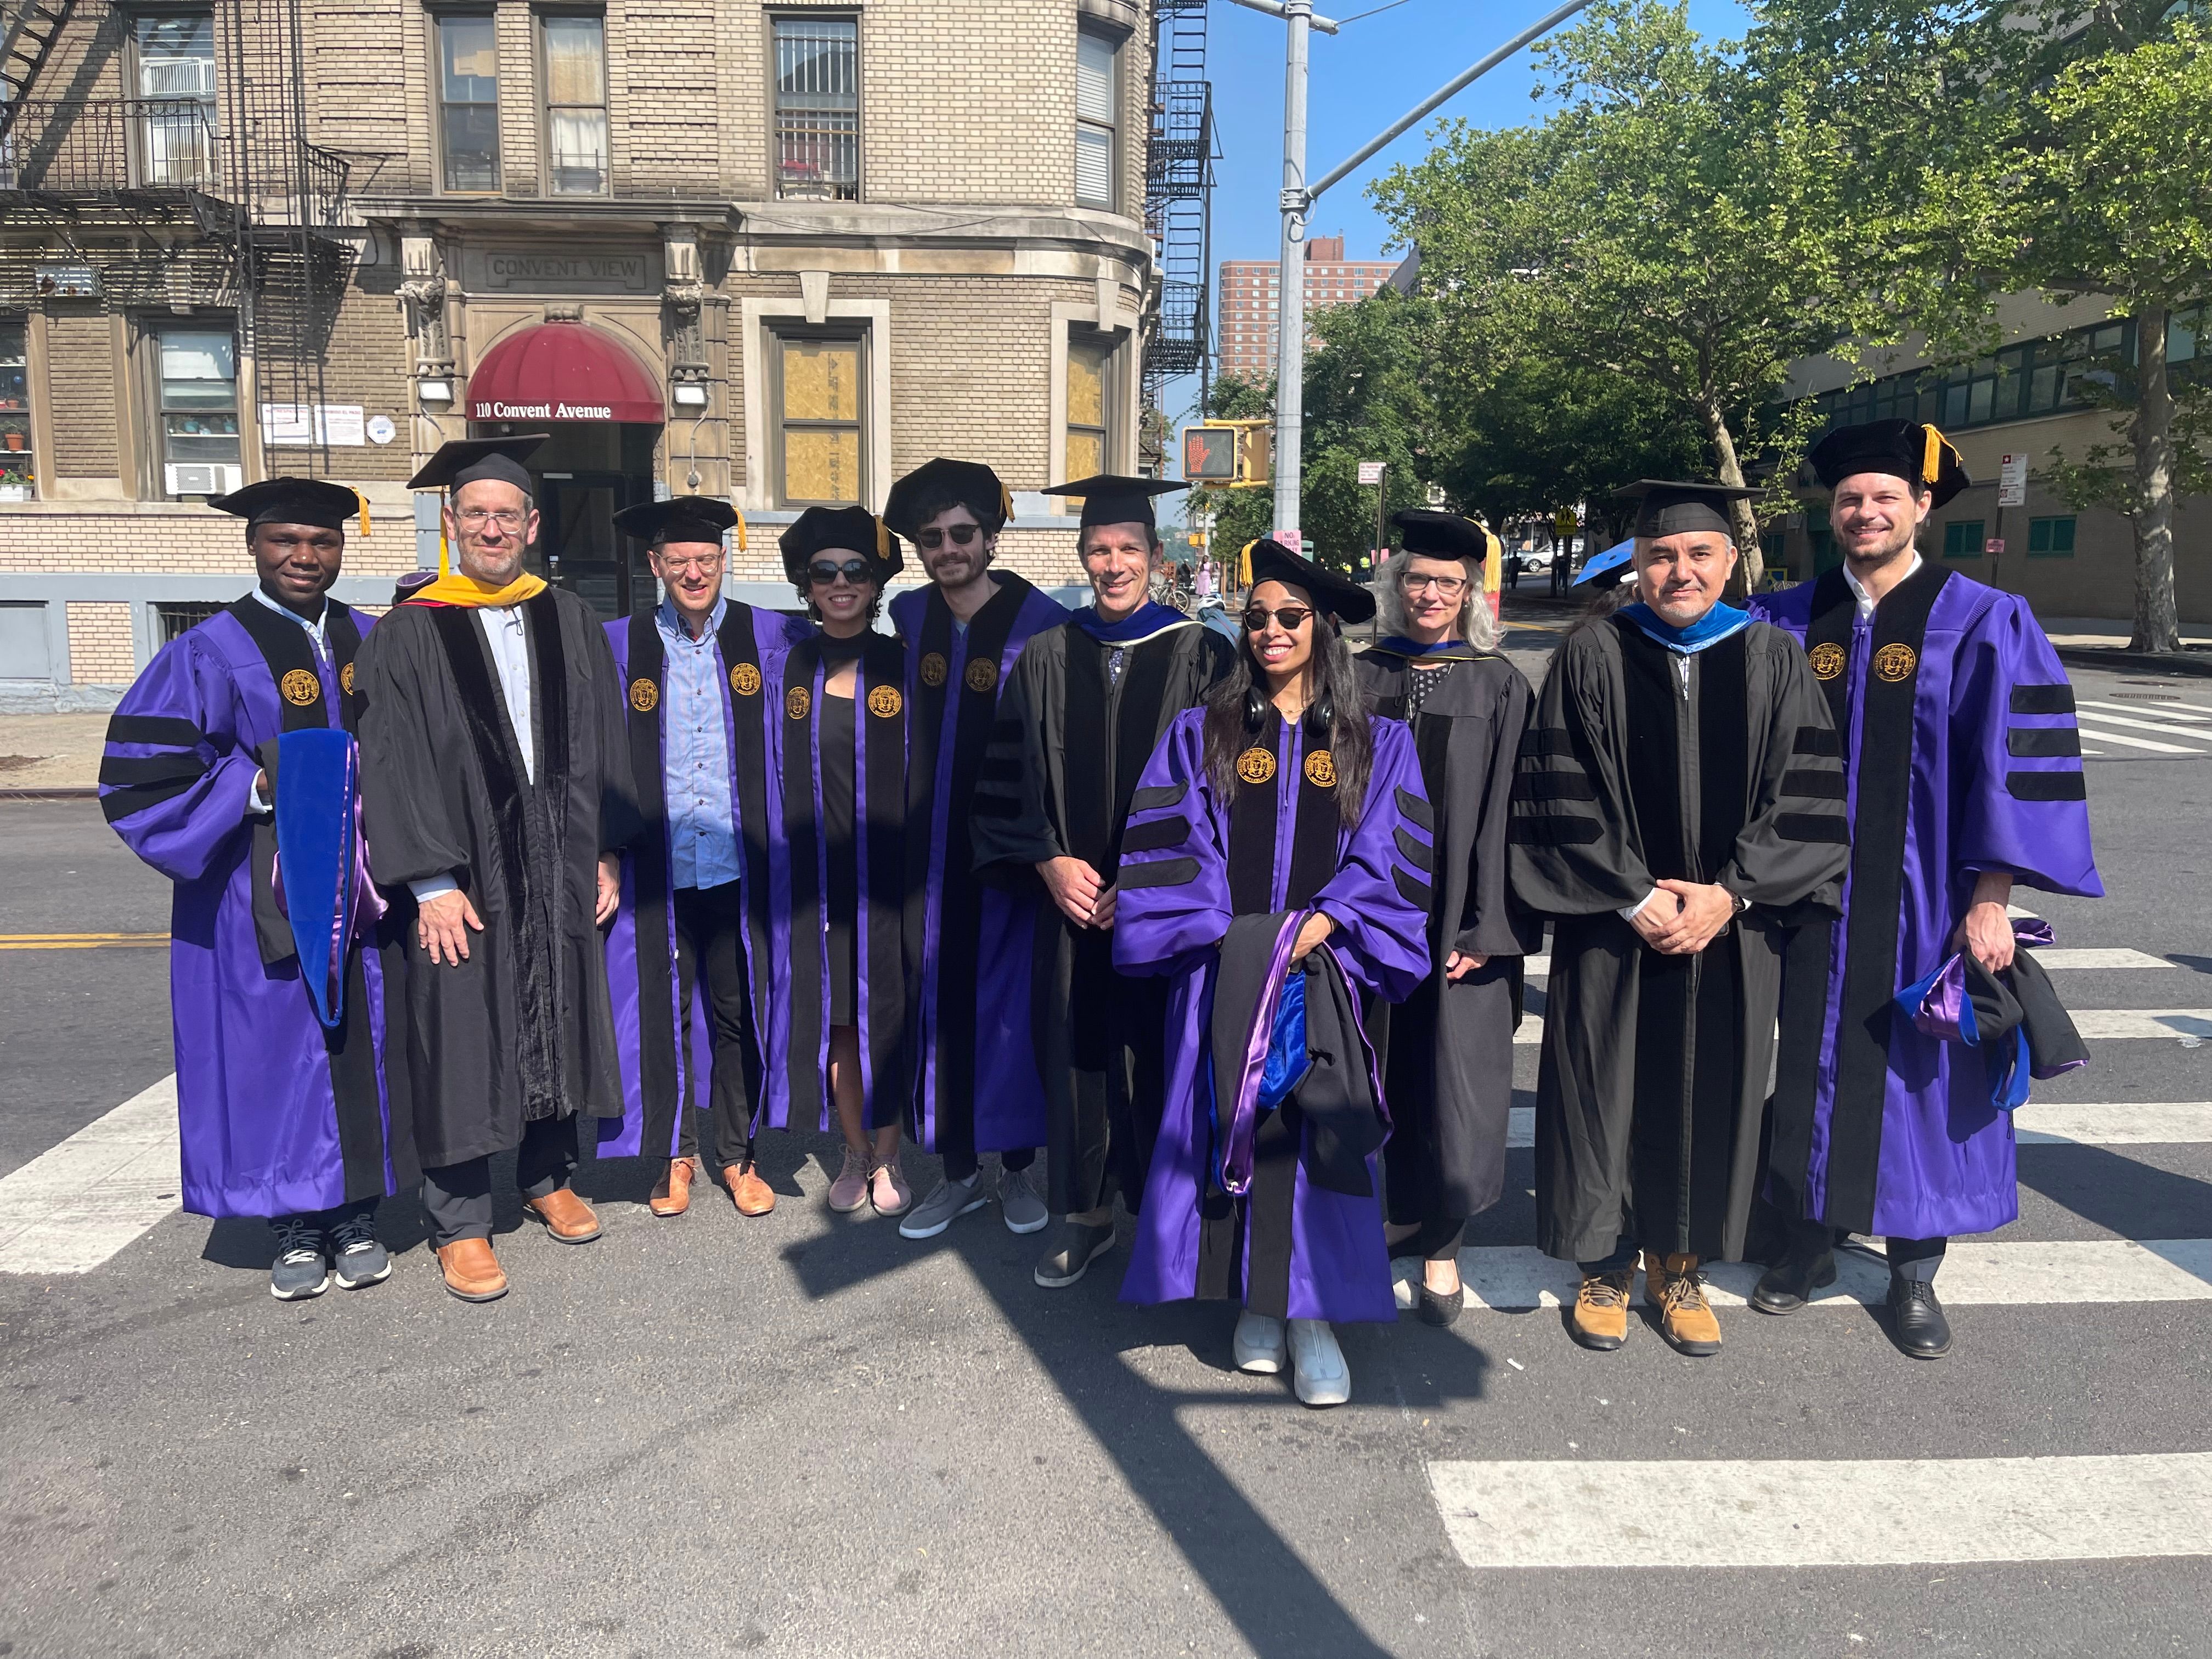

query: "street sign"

left=1553, top=509, right=1579, bottom=535
left=1999, top=454, right=2028, bottom=507
left=1183, top=426, right=1237, bottom=481
left=1357, top=460, right=1385, bottom=485
left=1986, top=538, right=2005, bottom=556
left=1276, top=528, right=1304, bottom=554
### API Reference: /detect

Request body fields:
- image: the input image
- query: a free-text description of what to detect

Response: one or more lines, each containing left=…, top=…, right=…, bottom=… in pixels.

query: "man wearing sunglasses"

left=600, top=496, right=807, bottom=1224
left=881, top=460, right=1070, bottom=1243
left=972, top=473, right=1237, bottom=1289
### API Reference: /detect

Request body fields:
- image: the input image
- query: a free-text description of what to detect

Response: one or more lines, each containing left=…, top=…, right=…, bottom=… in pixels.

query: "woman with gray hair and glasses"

left=1356, top=510, right=1539, bottom=1327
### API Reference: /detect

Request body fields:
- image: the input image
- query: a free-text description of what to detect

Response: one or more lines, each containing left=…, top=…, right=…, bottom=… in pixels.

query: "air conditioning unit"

left=166, top=463, right=242, bottom=497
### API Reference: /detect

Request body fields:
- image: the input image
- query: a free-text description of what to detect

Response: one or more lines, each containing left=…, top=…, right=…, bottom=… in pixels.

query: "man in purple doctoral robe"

left=100, top=477, right=416, bottom=1301
left=1750, top=419, right=2103, bottom=1358
left=601, top=496, right=806, bottom=1221
left=881, top=460, right=1069, bottom=1243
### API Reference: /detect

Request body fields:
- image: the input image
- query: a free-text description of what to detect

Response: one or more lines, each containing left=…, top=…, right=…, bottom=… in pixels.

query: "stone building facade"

left=1, top=0, right=1157, bottom=707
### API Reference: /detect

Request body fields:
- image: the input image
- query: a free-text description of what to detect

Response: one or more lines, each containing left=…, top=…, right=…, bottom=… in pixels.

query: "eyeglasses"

left=1401, top=572, right=1469, bottom=597
left=916, top=523, right=983, bottom=550
left=455, top=508, right=526, bottom=531
left=1241, top=605, right=1314, bottom=633
left=657, top=553, right=724, bottom=574
left=808, top=559, right=874, bottom=586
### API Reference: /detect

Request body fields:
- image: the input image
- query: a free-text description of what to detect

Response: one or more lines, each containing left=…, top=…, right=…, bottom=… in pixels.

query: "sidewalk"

left=0, top=713, right=105, bottom=793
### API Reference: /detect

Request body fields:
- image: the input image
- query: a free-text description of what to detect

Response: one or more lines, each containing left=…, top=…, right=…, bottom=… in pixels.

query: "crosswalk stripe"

left=0, top=1076, right=182, bottom=1276
left=2070, top=721, right=2207, bottom=755
left=1446, top=1238, right=2212, bottom=1310
left=1504, top=1101, right=2212, bottom=1148
left=2072, top=1008, right=2212, bottom=1042
left=2079, top=698, right=2212, bottom=725
left=0, top=933, right=170, bottom=951
left=1426, top=1453, right=2212, bottom=1568
left=2076, top=708, right=2212, bottom=740
left=1517, top=947, right=2173, bottom=979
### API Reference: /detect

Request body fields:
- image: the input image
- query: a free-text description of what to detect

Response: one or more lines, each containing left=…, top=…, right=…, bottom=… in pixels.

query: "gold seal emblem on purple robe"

left=787, top=685, right=811, bottom=720
left=340, top=663, right=355, bottom=695
left=921, top=652, right=950, bottom=688
left=1304, top=749, right=1337, bottom=788
left=1236, top=746, right=1277, bottom=785
left=730, top=662, right=761, bottom=697
left=867, top=685, right=902, bottom=719
left=280, top=668, right=321, bottom=707
left=964, top=657, right=998, bottom=693
left=1808, top=642, right=1846, bottom=680
left=629, top=678, right=658, bottom=713
left=1874, top=642, right=1918, bottom=682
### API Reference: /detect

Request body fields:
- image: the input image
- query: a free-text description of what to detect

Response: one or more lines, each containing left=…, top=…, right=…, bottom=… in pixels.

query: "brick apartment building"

left=0, top=0, right=1162, bottom=707
left=1215, top=236, right=1398, bottom=385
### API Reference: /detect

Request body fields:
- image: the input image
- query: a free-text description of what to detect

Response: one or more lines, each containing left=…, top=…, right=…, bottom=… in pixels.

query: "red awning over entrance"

left=466, top=320, right=664, bottom=424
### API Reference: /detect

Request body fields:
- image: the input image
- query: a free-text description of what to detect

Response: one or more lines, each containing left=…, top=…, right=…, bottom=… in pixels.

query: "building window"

left=773, top=16, right=858, bottom=201
left=438, top=13, right=501, bottom=193
left=771, top=329, right=866, bottom=507
left=1075, top=29, right=1117, bottom=209
left=1807, top=520, right=1838, bottom=575
left=156, top=601, right=227, bottom=644
left=1065, top=334, right=1113, bottom=479
left=132, top=13, right=217, bottom=188
left=2028, top=515, right=2077, bottom=557
left=155, top=326, right=241, bottom=495
left=1942, top=519, right=1984, bottom=559
left=541, top=13, right=607, bottom=195
left=0, top=320, right=31, bottom=501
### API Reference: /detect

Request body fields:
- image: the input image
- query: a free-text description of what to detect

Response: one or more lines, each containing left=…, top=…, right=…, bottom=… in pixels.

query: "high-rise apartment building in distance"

left=1215, top=236, right=1401, bottom=384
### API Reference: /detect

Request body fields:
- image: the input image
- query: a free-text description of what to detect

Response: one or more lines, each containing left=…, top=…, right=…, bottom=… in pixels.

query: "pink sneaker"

left=827, top=1147, right=869, bottom=1213
left=869, top=1159, right=911, bottom=1217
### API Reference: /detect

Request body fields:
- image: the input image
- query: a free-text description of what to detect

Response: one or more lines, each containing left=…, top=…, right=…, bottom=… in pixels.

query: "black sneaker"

left=269, top=1217, right=330, bottom=1301
left=330, top=1209, right=392, bottom=1290
left=1033, top=1219, right=1117, bottom=1289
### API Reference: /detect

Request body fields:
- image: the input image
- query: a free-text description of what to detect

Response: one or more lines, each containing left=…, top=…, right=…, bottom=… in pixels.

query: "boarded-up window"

left=776, top=334, right=865, bottom=507
left=1066, top=335, right=1110, bottom=480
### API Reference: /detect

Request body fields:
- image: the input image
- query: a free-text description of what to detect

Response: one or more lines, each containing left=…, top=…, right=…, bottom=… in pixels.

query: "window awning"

left=465, top=319, right=664, bottom=424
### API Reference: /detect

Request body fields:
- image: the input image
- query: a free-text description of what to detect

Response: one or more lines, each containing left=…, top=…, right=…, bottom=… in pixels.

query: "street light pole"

left=1271, top=0, right=1312, bottom=540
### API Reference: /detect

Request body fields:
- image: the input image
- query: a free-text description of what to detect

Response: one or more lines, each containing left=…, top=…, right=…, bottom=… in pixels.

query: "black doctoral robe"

left=1508, top=614, right=1849, bottom=1265
left=970, top=612, right=1235, bottom=1216
left=1357, top=642, right=1541, bottom=1228
left=354, top=588, right=641, bottom=1169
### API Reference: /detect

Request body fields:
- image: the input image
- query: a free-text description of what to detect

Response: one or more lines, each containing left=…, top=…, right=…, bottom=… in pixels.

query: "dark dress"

left=821, top=686, right=860, bottom=1025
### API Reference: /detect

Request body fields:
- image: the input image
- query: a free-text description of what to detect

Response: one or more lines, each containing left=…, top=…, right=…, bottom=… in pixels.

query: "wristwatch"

left=1724, top=885, right=1750, bottom=918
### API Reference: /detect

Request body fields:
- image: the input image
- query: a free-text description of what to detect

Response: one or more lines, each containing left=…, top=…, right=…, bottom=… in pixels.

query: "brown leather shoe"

left=1646, top=1251, right=1723, bottom=1356
left=1568, top=1266, right=1635, bottom=1350
left=648, top=1156, right=696, bottom=1218
left=724, top=1160, right=776, bottom=1217
left=436, top=1237, right=509, bottom=1302
left=524, top=1186, right=603, bottom=1243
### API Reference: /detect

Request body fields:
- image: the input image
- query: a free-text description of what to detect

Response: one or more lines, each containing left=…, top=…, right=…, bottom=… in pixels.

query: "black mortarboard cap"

left=778, top=506, right=903, bottom=583
left=1807, top=418, right=1970, bottom=509
left=1615, top=478, right=1757, bottom=539
left=612, top=496, right=745, bottom=550
left=1045, top=473, right=1187, bottom=533
left=405, top=434, right=548, bottom=494
left=208, top=477, right=364, bottom=533
left=884, top=459, right=1013, bottom=538
left=1247, top=536, right=1377, bottom=624
left=1393, top=509, right=1490, bottom=562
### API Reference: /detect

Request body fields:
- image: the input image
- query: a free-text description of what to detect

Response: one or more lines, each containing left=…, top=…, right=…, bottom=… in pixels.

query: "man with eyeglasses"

left=600, top=496, right=806, bottom=1223
left=881, top=460, right=1070, bottom=1243
left=972, top=473, right=1236, bottom=1288
left=356, top=435, right=642, bottom=1303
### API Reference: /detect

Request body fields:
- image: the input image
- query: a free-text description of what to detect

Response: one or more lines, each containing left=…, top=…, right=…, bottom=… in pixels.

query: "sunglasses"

left=807, top=560, right=874, bottom=586
left=916, top=523, right=983, bottom=550
left=1241, top=605, right=1314, bottom=633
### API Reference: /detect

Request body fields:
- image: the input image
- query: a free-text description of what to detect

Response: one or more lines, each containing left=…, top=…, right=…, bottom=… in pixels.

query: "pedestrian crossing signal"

left=1182, top=420, right=1272, bottom=489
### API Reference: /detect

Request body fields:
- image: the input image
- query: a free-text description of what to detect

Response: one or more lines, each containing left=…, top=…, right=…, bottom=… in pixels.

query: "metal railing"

left=0, top=94, right=347, bottom=222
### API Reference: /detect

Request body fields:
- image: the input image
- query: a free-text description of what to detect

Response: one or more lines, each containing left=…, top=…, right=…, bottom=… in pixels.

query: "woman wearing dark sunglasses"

left=1113, top=539, right=1435, bottom=1407
left=774, top=507, right=913, bottom=1218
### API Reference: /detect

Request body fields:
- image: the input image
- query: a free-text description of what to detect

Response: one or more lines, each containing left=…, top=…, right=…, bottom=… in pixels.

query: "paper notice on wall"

left=320, top=406, right=365, bottom=447
left=259, top=404, right=367, bottom=447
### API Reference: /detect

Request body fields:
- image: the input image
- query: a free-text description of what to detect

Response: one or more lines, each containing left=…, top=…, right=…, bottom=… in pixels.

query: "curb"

left=0, top=786, right=99, bottom=801
left=2053, top=647, right=2212, bottom=680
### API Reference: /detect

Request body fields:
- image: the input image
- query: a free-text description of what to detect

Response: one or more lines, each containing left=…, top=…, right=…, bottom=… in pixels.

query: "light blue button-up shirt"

left=659, top=594, right=741, bottom=891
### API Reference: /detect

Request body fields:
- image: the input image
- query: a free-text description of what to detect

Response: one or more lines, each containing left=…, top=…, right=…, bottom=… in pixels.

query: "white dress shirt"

left=408, top=602, right=535, bottom=905
left=246, top=588, right=332, bottom=817
left=1842, top=551, right=1922, bottom=619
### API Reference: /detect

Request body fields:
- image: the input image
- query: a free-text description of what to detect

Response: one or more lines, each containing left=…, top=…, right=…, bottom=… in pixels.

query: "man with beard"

left=355, top=436, right=639, bottom=1302
left=971, top=475, right=1235, bottom=1288
left=884, top=460, right=1069, bottom=1242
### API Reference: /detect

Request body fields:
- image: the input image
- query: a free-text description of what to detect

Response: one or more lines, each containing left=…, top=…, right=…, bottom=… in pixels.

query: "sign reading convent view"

left=481, top=251, right=651, bottom=292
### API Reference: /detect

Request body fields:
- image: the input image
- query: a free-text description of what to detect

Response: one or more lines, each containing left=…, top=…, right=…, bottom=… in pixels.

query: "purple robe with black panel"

left=1750, top=566, right=2103, bottom=1239
left=100, top=595, right=415, bottom=1219
left=889, top=574, right=1068, bottom=1157
left=1114, top=708, right=1432, bottom=1323
left=599, top=603, right=806, bottom=1158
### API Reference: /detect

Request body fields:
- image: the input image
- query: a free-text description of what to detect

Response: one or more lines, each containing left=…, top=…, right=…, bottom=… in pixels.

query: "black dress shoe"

left=1887, top=1276, right=1953, bottom=1358
left=1751, top=1250, right=1837, bottom=1315
left=1416, top=1279, right=1465, bottom=1327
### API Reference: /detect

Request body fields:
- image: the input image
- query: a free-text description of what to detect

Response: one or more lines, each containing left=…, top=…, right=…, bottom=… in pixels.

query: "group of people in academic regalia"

left=100, top=411, right=2096, bottom=1401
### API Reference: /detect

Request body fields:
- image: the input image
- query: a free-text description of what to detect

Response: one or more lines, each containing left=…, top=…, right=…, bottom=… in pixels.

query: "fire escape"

left=0, top=0, right=354, bottom=478
left=1141, top=0, right=1214, bottom=476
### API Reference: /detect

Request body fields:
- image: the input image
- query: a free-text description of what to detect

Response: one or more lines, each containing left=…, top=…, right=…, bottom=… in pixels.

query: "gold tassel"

left=1923, top=424, right=1942, bottom=487
left=438, top=528, right=449, bottom=577
left=733, top=507, right=747, bottom=554
left=876, top=517, right=891, bottom=560
left=354, top=490, right=371, bottom=539
left=998, top=481, right=1014, bottom=523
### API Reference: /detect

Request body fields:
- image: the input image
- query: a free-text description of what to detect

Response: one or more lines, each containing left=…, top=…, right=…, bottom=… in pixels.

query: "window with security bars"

left=774, top=18, right=859, bottom=201
left=438, top=13, right=500, bottom=192
left=1066, top=334, right=1113, bottom=479
left=542, top=14, right=608, bottom=195
left=156, top=601, right=226, bottom=644
left=1075, top=30, right=1116, bottom=208
left=773, top=330, right=866, bottom=507
left=132, top=14, right=217, bottom=189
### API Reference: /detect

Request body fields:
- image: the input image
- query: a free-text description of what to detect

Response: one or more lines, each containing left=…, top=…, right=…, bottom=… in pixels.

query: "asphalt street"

left=2, top=640, right=2209, bottom=1658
